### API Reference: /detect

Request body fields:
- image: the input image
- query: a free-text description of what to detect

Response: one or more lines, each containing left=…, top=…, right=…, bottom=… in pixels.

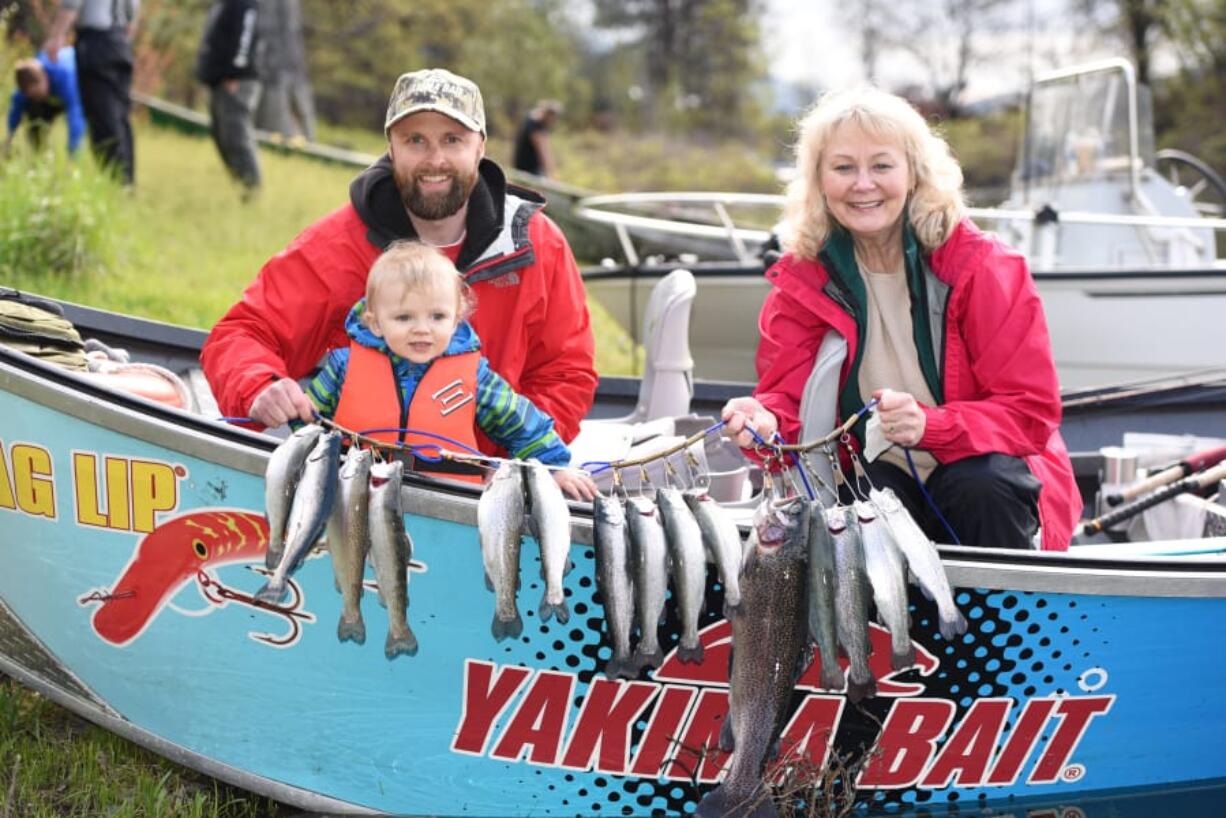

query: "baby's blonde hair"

left=363, top=241, right=474, bottom=325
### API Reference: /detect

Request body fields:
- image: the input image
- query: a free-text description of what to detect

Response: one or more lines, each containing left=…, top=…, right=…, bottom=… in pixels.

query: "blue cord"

left=746, top=426, right=816, bottom=501
left=904, top=448, right=961, bottom=545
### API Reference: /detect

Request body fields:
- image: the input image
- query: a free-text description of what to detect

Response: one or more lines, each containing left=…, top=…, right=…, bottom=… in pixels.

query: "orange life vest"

left=333, top=342, right=485, bottom=484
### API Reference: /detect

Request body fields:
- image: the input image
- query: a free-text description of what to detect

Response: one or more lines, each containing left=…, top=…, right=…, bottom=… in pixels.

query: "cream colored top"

left=857, top=267, right=938, bottom=480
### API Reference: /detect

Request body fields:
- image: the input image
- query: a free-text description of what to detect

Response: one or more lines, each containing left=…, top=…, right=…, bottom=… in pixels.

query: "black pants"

left=21, top=99, right=63, bottom=151
left=74, top=27, right=134, bottom=185
left=208, top=80, right=261, bottom=189
left=863, top=453, right=1041, bottom=549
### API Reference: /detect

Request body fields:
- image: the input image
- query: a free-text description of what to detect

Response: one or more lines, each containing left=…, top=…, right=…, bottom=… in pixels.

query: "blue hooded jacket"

left=308, top=299, right=571, bottom=466
left=7, top=48, right=86, bottom=154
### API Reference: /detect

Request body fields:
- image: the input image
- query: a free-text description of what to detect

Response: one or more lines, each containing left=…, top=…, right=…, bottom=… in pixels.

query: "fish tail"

left=695, top=784, right=777, bottom=818
left=820, top=662, right=846, bottom=692
left=491, top=613, right=523, bottom=642
left=253, top=578, right=287, bottom=605
left=385, top=624, right=419, bottom=659
left=337, top=615, right=366, bottom=645
left=940, top=608, right=969, bottom=639
left=633, top=646, right=664, bottom=670
left=892, top=645, right=917, bottom=672
left=846, top=675, right=877, bottom=703
left=539, top=598, right=570, bottom=625
left=604, top=656, right=638, bottom=680
left=677, top=642, right=704, bottom=665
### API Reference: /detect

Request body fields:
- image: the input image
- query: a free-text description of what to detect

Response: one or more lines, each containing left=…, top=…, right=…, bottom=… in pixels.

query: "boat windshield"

left=1016, top=62, right=1155, bottom=185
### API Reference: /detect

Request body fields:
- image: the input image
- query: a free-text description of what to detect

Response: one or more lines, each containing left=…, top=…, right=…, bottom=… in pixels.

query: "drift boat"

left=1, top=290, right=1225, bottom=817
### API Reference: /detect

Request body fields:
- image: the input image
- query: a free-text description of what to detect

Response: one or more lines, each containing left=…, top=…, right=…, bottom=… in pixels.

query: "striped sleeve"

left=306, top=347, right=348, bottom=419
left=474, top=357, right=571, bottom=466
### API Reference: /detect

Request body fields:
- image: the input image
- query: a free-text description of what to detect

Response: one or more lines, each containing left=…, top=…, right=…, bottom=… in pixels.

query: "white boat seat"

left=798, top=332, right=849, bottom=493
left=593, top=268, right=697, bottom=425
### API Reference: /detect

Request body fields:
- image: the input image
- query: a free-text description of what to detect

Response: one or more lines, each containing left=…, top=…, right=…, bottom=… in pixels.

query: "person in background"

left=41, top=0, right=138, bottom=185
left=511, top=99, right=561, bottom=178
left=200, top=68, right=597, bottom=448
left=254, top=0, right=315, bottom=145
left=722, top=86, right=1080, bottom=551
left=5, top=49, right=85, bottom=156
left=195, top=0, right=262, bottom=195
left=308, top=241, right=597, bottom=500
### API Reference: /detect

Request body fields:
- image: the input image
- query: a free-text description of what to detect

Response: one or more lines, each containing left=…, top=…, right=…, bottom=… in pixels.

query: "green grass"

left=1, top=113, right=638, bottom=375
left=0, top=675, right=288, bottom=817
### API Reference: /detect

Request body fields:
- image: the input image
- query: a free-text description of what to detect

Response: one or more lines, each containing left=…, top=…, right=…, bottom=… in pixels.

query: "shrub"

left=0, top=151, right=123, bottom=280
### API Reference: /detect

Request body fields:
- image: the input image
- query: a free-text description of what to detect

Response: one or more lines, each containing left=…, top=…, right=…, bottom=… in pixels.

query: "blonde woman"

left=723, top=87, right=1079, bottom=551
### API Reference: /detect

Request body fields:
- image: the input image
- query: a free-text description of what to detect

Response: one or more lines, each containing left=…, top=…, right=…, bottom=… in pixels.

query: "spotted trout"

left=870, top=487, right=968, bottom=639
left=369, top=460, right=418, bottom=658
left=828, top=504, right=876, bottom=702
left=263, top=424, right=324, bottom=570
left=327, top=446, right=372, bottom=644
left=256, top=430, right=340, bottom=604
left=593, top=492, right=636, bottom=679
left=478, top=461, right=526, bottom=641
left=696, top=496, right=810, bottom=818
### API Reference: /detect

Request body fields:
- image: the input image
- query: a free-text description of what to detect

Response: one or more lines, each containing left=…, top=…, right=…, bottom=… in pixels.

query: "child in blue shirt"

left=308, top=241, right=597, bottom=500
left=6, top=49, right=86, bottom=156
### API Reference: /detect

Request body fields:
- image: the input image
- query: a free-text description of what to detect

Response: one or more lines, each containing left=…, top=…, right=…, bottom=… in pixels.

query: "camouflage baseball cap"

left=384, top=68, right=486, bottom=137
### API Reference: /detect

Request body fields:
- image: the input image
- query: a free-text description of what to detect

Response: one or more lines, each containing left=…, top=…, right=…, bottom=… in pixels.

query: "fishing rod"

left=1105, top=445, right=1226, bottom=506
left=1078, top=460, right=1226, bottom=537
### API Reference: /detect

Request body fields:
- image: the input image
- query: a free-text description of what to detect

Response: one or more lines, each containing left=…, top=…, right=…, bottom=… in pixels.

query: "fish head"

left=593, top=492, right=625, bottom=526
left=681, top=488, right=711, bottom=512
left=490, top=460, right=521, bottom=485
left=89, top=510, right=268, bottom=645
left=311, top=430, right=342, bottom=463
left=626, top=494, right=656, bottom=517
left=339, top=446, right=374, bottom=481
left=370, top=459, right=404, bottom=485
left=754, top=495, right=808, bottom=553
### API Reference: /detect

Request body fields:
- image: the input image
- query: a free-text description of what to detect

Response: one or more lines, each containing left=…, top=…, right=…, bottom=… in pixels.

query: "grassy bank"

left=0, top=675, right=289, bottom=817
left=2, top=114, right=638, bottom=375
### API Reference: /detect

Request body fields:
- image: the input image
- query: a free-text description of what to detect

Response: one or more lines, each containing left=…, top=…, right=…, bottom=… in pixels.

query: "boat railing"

left=575, top=190, right=1226, bottom=269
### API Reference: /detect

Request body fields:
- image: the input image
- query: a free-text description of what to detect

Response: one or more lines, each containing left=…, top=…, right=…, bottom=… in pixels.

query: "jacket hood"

left=344, top=299, right=481, bottom=359
left=348, top=154, right=545, bottom=270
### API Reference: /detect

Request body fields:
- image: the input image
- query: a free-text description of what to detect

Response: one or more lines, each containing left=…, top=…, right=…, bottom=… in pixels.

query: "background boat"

left=575, top=60, right=1226, bottom=388
left=1, top=293, right=1225, bottom=814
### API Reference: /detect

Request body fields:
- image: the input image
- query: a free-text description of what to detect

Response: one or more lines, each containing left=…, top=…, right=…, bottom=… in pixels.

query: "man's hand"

left=552, top=467, right=598, bottom=502
left=721, top=396, right=779, bottom=449
left=873, top=388, right=926, bottom=448
left=223, top=78, right=239, bottom=94
left=248, top=378, right=315, bottom=428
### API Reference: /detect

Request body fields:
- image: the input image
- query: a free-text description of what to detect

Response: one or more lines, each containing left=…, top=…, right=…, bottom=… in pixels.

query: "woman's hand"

left=721, top=396, right=779, bottom=449
left=873, top=388, right=926, bottom=448
left=553, top=467, right=598, bottom=502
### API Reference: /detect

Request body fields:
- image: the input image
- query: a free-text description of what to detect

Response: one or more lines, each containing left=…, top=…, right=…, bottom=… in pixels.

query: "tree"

left=862, top=0, right=1015, bottom=115
left=592, top=0, right=769, bottom=136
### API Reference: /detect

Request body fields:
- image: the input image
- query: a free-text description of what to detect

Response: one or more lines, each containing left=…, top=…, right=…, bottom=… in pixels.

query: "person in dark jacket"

left=41, top=0, right=139, bottom=185
left=511, top=100, right=561, bottom=177
left=195, top=0, right=261, bottom=193
left=5, top=49, right=86, bottom=156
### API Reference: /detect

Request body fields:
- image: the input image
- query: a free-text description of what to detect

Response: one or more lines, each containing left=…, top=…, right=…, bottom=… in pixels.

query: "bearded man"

left=201, top=69, right=597, bottom=443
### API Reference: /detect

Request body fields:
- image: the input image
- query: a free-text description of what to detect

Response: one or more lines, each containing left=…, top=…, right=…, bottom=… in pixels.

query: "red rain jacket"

left=200, top=157, right=596, bottom=443
left=755, top=219, right=1081, bottom=551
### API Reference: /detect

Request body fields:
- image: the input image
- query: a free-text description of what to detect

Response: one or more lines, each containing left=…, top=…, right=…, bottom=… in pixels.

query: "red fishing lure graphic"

left=84, top=509, right=268, bottom=645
